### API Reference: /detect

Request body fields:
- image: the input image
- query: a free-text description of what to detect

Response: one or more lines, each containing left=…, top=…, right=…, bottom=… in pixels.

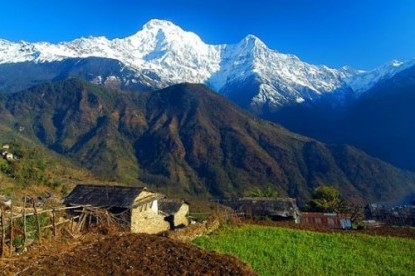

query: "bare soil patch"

left=0, top=233, right=254, bottom=275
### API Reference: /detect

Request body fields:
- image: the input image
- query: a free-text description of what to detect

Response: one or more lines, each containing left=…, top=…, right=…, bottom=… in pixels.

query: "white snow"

left=296, top=97, right=305, bottom=103
left=344, top=59, right=415, bottom=94
left=1, top=19, right=413, bottom=107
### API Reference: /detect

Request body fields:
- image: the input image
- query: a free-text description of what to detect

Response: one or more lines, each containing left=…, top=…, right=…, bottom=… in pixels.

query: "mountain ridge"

left=3, top=19, right=413, bottom=109
left=264, top=64, right=415, bottom=172
left=2, top=78, right=415, bottom=204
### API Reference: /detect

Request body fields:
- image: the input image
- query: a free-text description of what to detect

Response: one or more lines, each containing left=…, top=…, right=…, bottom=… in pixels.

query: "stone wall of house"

left=174, top=204, right=190, bottom=227
left=130, top=201, right=170, bottom=234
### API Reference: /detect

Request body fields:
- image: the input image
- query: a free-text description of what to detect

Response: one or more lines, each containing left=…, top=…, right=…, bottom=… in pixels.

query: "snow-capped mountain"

left=0, top=20, right=221, bottom=87
left=209, top=34, right=346, bottom=107
left=345, top=59, right=415, bottom=95
left=0, top=19, right=414, bottom=108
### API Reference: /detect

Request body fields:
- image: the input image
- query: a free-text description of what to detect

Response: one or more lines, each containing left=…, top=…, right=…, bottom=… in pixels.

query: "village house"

left=221, top=197, right=300, bottom=223
left=4, top=152, right=15, bottom=161
left=365, top=203, right=415, bottom=226
left=1, top=144, right=16, bottom=161
left=299, top=212, right=352, bottom=229
left=159, top=199, right=190, bottom=229
left=63, top=184, right=172, bottom=234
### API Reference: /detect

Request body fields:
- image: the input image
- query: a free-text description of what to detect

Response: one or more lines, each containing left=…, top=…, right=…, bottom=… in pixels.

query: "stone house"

left=63, top=184, right=171, bottom=234
left=159, top=199, right=189, bottom=229
left=221, top=197, right=300, bottom=223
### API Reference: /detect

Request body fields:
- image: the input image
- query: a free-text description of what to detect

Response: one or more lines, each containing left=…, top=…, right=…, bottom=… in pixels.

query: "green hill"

left=1, top=79, right=415, bottom=204
left=0, top=129, right=98, bottom=200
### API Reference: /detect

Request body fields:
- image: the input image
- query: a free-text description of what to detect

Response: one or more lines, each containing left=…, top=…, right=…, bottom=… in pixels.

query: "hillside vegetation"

left=194, top=225, right=415, bottom=275
left=1, top=79, right=415, bottom=203
left=0, top=126, right=99, bottom=199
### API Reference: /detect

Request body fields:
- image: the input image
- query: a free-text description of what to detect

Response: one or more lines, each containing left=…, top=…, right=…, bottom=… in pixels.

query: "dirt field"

left=0, top=233, right=254, bottom=275
left=1, top=218, right=412, bottom=276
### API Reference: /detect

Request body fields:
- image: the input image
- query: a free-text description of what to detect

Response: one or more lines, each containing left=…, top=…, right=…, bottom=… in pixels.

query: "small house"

left=365, top=203, right=415, bottom=226
left=221, top=197, right=300, bottom=223
left=5, top=152, right=15, bottom=161
left=159, top=199, right=189, bottom=229
left=1, top=150, right=15, bottom=161
left=300, top=212, right=352, bottom=229
left=64, top=184, right=171, bottom=234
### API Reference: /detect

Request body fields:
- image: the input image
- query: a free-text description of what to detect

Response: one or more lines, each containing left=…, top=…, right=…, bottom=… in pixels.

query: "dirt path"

left=0, top=233, right=254, bottom=275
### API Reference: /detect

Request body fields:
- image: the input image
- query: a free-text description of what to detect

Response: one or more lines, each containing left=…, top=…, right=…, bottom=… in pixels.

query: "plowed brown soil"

left=0, top=233, right=254, bottom=275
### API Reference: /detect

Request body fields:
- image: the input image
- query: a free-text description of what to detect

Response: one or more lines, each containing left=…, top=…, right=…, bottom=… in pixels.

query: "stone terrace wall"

left=167, top=215, right=221, bottom=242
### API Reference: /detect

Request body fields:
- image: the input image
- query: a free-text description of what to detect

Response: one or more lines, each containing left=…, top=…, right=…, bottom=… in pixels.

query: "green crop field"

left=193, top=225, right=415, bottom=275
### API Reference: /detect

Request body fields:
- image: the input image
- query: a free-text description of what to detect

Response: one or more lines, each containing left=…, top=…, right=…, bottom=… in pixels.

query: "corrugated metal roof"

left=301, top=212, right=351, bottom=219
left=299, top=212, right=352, bottom=229
left=63, top=184, right=147, bottom=208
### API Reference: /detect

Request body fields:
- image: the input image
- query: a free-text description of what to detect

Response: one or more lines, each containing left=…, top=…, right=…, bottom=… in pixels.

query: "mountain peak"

left=129, top=19, right=204, bottom=45
left=142, top=19, right=180, bottom=31
left=244, top=34, right=260, bottom=41
left=344, top=58, right=415, bottom=94
left=240, top=34, right=268, bottom=50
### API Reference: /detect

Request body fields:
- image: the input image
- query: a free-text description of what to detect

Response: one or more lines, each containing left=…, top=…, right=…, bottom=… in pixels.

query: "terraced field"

left=194, top=225, right=415, bottom=275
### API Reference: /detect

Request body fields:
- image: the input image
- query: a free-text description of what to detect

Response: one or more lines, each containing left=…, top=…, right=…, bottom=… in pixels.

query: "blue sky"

left=1, top=0, right=414, bottom=70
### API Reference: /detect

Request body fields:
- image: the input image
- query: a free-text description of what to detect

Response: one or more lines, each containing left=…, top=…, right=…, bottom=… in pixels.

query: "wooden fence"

left=0, top=203, right=85, bottom=258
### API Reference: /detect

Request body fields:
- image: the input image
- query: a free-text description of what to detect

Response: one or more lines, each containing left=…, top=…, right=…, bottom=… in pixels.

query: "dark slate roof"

left=221, top=197, right=299, bottom=218
left=159, top=199, right=187, bottom=214
left=63, top=184, right=147, bottom=208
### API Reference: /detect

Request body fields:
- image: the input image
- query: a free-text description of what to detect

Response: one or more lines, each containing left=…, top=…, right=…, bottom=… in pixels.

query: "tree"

left=307, top=186, right=344, bottom=213
left=247, top=184, right=278, bottom=198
